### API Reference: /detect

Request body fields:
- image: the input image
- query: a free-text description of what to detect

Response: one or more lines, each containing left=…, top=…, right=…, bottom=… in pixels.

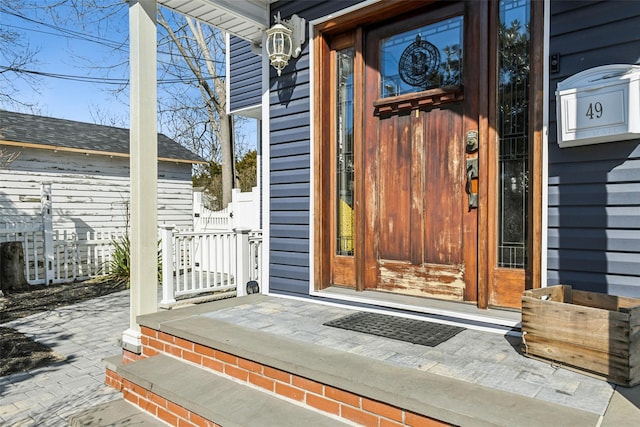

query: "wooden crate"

left=521, top=285, right=640, bottom=387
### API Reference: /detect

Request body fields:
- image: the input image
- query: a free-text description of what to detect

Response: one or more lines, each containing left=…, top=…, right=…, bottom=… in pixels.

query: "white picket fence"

left=1, top=185, right=262, bottom=301
left=193, top=187, right=260, bottom=231
left=0, top=222, right=120, bottom=285
left=1, top=218, right=261, bottom=293
left=52, top=230, right=124, bottom=282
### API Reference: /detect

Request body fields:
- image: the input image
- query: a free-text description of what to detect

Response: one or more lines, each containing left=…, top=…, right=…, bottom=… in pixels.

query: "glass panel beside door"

left=335, top=47, right=355, bottom=257
left=497, top=0, right=530, bottom=269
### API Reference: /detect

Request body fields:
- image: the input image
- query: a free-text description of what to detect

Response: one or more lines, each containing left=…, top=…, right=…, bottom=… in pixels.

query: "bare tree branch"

left=156, top=8, right=236, bottom=206
left=0, top=147, right=19, bottom=168
left=6, top=0, right=249, bottom=208
left=0, top=1, right=42, bottom=108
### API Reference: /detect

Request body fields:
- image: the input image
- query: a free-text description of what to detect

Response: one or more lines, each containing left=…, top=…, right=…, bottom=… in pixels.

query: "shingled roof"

left=0, top=110, right=205, bottom=164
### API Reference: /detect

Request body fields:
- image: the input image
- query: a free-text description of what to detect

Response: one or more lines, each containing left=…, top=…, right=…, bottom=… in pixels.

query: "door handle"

left=466, top=157, right=478, bottom=209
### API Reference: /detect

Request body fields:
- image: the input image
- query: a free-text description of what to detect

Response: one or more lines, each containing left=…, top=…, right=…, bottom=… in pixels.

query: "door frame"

left=310, top=0, right=544, bottom=310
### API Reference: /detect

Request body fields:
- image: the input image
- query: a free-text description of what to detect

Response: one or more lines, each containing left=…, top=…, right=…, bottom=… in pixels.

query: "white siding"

left=0, top=147, right=194, bottom=236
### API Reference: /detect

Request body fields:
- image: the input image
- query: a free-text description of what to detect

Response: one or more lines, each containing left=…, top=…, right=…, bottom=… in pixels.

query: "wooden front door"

left=362, top=3, right=478, bottom=301
left=314, top=0, right=542, bottom=309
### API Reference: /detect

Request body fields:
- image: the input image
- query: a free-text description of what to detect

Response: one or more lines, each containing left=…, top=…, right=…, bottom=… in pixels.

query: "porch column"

left=123, top=0, right=158, bottom=354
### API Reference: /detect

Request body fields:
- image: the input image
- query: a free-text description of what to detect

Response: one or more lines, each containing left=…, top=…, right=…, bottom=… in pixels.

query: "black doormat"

left=324, top=312, right=465, bottom=347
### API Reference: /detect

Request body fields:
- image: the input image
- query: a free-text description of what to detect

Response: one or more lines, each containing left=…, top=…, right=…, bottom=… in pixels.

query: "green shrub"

left=106, top=235, right=131, bottom=287
left=103, top=235, right=161, bottom=287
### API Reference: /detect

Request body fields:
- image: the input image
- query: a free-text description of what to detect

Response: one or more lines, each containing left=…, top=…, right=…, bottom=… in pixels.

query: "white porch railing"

left=248, top=230, right=262, bottom=283
left=159, top=225, right=262, bottom=306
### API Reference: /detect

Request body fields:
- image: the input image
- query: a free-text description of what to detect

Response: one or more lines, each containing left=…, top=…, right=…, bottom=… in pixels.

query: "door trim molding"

left=540, top=0, right=550, bottom=289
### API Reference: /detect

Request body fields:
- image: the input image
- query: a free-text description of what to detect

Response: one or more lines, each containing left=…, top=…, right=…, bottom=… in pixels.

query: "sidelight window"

left=497, top=0, right=530, bottom=268
left=335, top=47, right=355, bottom=256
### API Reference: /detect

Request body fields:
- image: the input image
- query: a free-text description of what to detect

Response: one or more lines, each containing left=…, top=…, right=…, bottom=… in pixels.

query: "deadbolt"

left=466, top=130, right=479, bottom=153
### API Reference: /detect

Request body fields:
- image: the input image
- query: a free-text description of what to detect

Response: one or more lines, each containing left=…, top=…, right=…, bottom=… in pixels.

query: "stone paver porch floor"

left=201, top=295, right=615, bottom=416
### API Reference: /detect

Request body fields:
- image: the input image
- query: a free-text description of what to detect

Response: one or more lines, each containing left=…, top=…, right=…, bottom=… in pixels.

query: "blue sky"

left=1, top=2, right=258, bottom=155
left=1, top=2, right=133, bottom=125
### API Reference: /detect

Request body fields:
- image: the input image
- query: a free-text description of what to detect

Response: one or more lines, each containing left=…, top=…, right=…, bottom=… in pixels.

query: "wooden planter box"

left=521, top=285, right=640, bottom=387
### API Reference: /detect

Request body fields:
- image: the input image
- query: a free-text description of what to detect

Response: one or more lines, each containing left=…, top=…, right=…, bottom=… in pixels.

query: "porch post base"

left=121, top=328, right=143, bottom=355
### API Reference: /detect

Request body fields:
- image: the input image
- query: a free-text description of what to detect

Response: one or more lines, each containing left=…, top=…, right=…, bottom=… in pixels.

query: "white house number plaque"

left=565, top=90, right=625, bottom=132
left=556, top=64, right=640, bottom=147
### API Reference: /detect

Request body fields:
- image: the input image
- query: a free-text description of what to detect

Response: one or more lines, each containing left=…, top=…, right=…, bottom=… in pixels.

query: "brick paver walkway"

left=1, top=290, right=129, bottom=426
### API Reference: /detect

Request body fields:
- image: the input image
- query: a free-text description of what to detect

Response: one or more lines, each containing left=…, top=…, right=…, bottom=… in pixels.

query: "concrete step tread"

left=69, top=398, right=166, bottom=427
left=111, top=354, right=351, bottom=427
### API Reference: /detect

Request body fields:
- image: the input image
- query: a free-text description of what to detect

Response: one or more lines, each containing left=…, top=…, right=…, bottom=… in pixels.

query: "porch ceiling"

left=157, top=0, right=272, bottom=44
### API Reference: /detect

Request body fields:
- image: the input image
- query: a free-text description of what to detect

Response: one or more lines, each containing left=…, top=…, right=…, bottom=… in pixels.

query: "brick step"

left=123, top=295, right=601, bottom=427
left=69, top=398, right=166, bottom=427
left=104, top=354, right=352, bottom=427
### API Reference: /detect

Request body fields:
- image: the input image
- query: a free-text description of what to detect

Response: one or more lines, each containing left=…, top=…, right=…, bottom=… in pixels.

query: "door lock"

left=466, top=157, right=478, bottom=209
left=466, top=130, right=479, bottom=154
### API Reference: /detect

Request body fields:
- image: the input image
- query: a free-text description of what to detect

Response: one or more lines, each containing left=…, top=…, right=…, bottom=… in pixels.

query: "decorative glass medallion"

left=380, top=16, right=463, bottom=98
left=398, top=35, right=441, bottom=89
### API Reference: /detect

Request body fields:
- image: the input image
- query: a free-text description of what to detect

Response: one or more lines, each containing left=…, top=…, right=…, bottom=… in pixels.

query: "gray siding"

left=268, top=0, right=360, bottom=296
left=548, top=1, right=640, bottom=296
left=229, top=35, right=262, bottom=113
left=266, top=0, right=640, bottom=298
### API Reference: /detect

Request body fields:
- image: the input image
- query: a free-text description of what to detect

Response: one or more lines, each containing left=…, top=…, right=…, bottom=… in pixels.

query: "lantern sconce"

left=266, top=12, right=305, bottom=76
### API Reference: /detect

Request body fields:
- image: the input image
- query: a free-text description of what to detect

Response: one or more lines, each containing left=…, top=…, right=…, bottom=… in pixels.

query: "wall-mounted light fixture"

left=265, top=12, right=305, bottom=76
